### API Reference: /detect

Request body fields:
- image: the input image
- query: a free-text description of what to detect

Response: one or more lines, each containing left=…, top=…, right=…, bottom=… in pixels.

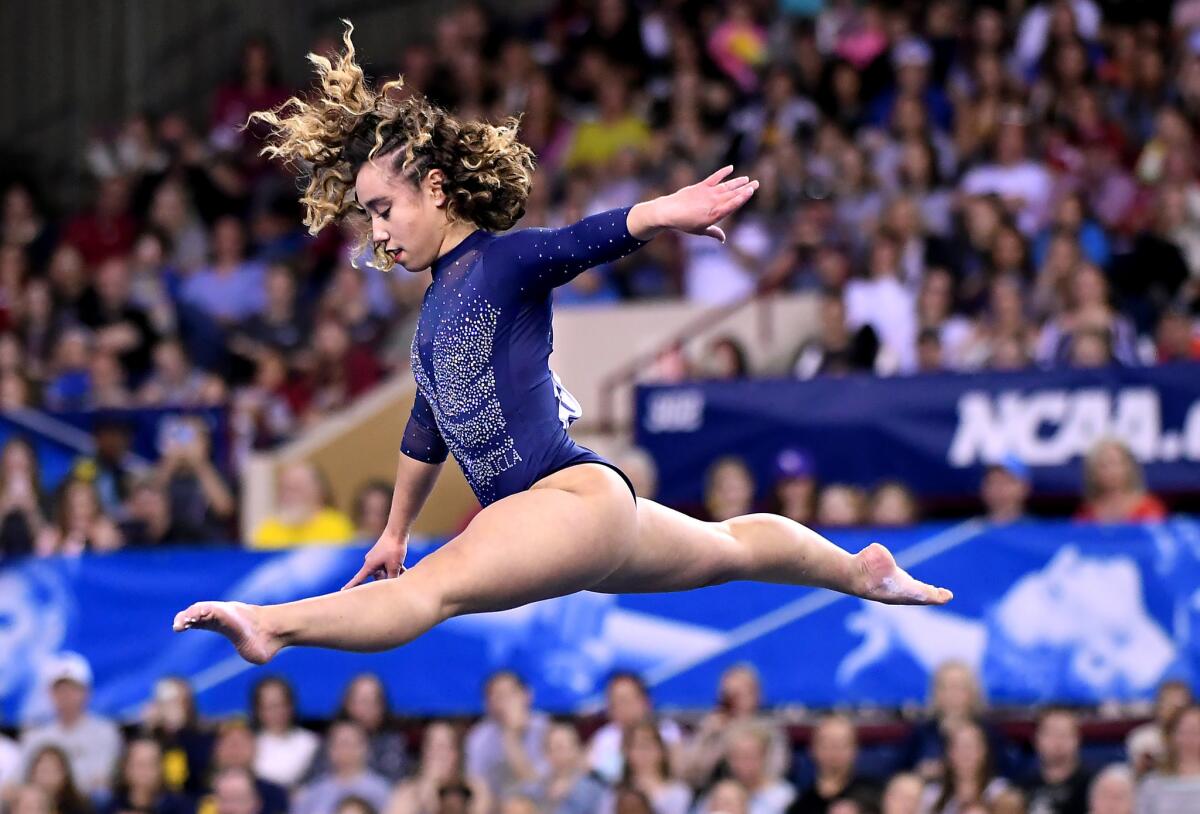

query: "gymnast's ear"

left=423, top=168, right=448, bottom=207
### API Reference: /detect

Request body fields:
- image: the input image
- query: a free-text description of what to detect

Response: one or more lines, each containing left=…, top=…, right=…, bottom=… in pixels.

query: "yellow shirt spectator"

left=251, top=507, right=356, bottom=549
left=564, top=114, right=652, bottom=170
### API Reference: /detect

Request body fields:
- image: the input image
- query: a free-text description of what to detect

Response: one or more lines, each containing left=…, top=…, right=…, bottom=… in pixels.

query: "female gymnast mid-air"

left=173, top=23, right=953, bottom=665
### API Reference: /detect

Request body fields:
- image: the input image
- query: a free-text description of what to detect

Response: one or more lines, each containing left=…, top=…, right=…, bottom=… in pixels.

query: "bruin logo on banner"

left=948, top=386, right=1200, bottom=467
left=643, top=390, right=705, bottom=433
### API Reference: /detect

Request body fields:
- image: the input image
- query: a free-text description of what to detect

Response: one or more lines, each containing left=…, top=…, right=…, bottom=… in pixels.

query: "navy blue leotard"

left=400, top=206, right=647, bottom=506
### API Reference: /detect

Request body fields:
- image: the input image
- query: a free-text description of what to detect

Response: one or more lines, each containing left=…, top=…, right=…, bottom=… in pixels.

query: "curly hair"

left=248, top=20, right=535, bottom=271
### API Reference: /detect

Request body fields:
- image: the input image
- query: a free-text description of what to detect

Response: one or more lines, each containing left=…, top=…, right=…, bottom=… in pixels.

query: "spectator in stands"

left=291, top=318, right=383, bottom=425
left=1021, top=709, right=1091, bottom=814
left=334, top=798, right=377, bottom=814
left=868, top=481, right=919, bottom=527
left=815, top=485, right=866, bottom=528
left=230, top=349, right=297, bottom=464
left=980, top=456, right=1032, bottom=525
left=790, top=715, right=871, bottom=814
left=1075, top=438, right=1167, bottom=523
left=388, top=721, right=491, bottom=814
left=683, top=664, right=788, bottom=789
left=701, top=336, right=751, bottom=380
left=1154, top=308, right=1200, bottom=363
left=959, top=115, right=1053, bottom=236
left=465, top=671, right=548, bottom=802
left=141, top=677, right=213, bottom=798
left=103, top=737, right=191, bottom=814
left=138, top=338, right=225, bottom=407
left=325, top=674, right=408, bottom=782
left=918, top=721, right=1010, bottom=814
left=499, top=796, right=539, bottom=814
left=0, top=437, right=47, bottom=562
left=845, top=236, right=918, bottom=374
left=766, top=449, right=816, bottom=526
left=602, top=722, right=691, bottom=814
left=146, top=182, right=208, bottom=275
left=611, top=447, right=658, bottom=501
left=702, top=456, right=756, bottom=522
left=1036, top=265, right=1137, bottom=369
left=293, top=721, right=388, bottom=814
left=7, top=786, right=53, bottom=814
left=791, top=292, right=880, bottom=379
left=121, top=476, right=188, bottom=546
left=352, top=481, right=393, bottom=542
left=19, top=653, right=120, bottom=797
left=881, top=774, right=924, bottom=814
left=0, top=729, right=20, bottom=794
left=78, top=417, right=136, bottom=514
left=205, top=720, right=288, bottom=814
left=898, top=662, right=997, bottom=780
left=1126, top=680, right=1193, bottom=777
left=63, top=176, right=137, bottom=267
left=250, top=461, right=355, bottom=549
left=250, top=677, right=319, bottom=790
left=180, top=216, right=267, bottom=325
left=1085, top=765, right=1132, bottom=814
left=517, top=723, right=606, bottom=814
left=611, top=786, right=654, bottom=814
left=229, top=263, right=308, bottom=366
left=152, top=415, right=235, bottom=543
left=35, top=478, right=122, bottom=556
left=43, top=328, right=94, bottom=412
left=23, top=746, right=91, bottom=814
left=79, top=256, right=158, bottom=385
left=1135, top=704, right=1200, bottom=814
left=700, top=720, right=786, bottom=814
left=210, top=769, right=261, bottom=814
left=696, top=780, right=750, bottom=814
left=588, top=672, right=683, bottom=785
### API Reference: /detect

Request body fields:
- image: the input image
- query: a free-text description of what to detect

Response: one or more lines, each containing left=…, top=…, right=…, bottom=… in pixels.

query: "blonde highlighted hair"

left=248, top=20, right=535, bottom=271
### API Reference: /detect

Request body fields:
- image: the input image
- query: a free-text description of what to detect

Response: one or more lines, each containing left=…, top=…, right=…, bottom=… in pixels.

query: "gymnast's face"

left=356, top=157, right=450, bottom=273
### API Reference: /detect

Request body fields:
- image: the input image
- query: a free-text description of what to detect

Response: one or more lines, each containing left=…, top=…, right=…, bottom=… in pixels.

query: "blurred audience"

left=250, top=677, right=319, bottom=790
left=465, top=672, right=548, bottom=802
left=18, top=653, right=121, bottom=797
left=250, top=462, right=355, bottom=549
left=1020, top=709, right=1090, bottom=814
left=1075, top=439, right=1167, bottom=524
left=1134, top=704, right=1200, bottom=814
left=790, top=715, right=872, bottom=814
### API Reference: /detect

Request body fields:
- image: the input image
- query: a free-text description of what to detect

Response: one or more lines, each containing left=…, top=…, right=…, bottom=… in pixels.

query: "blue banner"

left=1, top=520, right=1197, bottom=724
left=635, top=364, right=1200, bottom=504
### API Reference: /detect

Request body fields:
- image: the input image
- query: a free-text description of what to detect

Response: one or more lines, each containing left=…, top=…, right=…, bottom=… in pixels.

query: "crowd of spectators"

left=658, top=432, right=1166, bottom=527
left=0, top=653, right=1194, bottom=814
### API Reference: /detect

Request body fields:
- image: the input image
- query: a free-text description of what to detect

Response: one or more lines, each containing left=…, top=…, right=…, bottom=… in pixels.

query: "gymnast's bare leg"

left=173, top=463, right=950, bottom=664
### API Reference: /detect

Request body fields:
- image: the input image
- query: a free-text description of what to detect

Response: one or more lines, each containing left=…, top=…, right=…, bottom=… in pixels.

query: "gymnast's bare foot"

left=172, top=601, right=282, bottom=665
left=855, top=543, right=953, bottom=605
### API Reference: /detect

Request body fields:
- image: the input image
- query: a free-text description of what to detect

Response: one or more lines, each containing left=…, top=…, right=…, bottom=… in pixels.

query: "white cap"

left=43, top=651, right=93, bottom=689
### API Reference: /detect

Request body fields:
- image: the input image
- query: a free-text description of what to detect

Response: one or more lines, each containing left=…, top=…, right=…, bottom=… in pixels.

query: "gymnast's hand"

left=630, top=165, right=759, bottom=243
left=343, top=528, right=409, bottom=589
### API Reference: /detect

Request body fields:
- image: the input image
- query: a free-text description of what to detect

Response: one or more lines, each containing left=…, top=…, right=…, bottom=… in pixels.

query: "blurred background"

left=0, top=1, right=1198, bottom=813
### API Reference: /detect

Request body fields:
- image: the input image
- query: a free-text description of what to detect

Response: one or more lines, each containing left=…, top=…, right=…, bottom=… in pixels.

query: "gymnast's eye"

left=379, top=208, right=391, bottom=220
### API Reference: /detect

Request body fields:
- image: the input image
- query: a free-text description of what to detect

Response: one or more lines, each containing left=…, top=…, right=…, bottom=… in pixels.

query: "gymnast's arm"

left=488, top=166, right=758, bottom=295
left=343, top=392, right=446, bottom=588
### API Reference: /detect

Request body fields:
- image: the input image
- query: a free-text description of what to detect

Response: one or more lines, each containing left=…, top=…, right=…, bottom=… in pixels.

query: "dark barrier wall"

left=635, top=363, right=1200, bottom=505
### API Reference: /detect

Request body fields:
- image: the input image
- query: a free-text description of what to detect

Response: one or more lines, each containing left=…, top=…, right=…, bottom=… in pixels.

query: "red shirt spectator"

left=63, top=177, right=138, bottom=267
left=1075, top=438, right=1168, bottom=523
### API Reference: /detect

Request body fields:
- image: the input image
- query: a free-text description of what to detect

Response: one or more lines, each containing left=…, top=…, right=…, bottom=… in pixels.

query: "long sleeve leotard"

left=400, top=206, right=647, bottom=506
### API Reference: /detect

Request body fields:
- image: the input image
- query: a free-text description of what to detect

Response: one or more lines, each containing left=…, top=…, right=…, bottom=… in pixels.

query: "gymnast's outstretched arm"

left=486, top=166, right=758, bottom=295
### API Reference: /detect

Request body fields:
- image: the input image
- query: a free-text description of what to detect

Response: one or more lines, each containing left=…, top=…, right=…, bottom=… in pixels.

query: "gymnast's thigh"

left=406, top=464, right=639, bottom=617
